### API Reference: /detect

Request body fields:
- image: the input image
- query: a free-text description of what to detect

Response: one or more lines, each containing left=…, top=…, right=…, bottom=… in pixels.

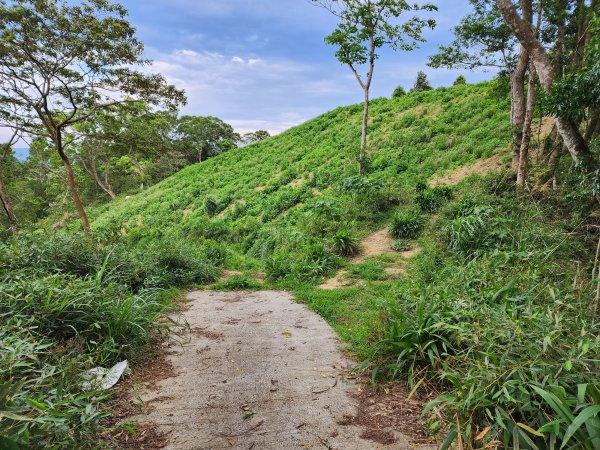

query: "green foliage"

left=392, top=85, right=406, bottom=97
left=453, top=74, right=467, bottom=85
left=328, top=229, right=360, bottom=257
left=391, top=239, right=412, bottom=252
left=390, top=208, right=426, bottom=239
left=212, top=275, right=262, bottom=290
left=0, top=232, right=219, bottom=447
left=415, top=185, right=453, bottom=212
left=374, top=182, right=598, bottom=449
left=411, top=71, right=433, bottom=92
left=348, top=260, right=387, bottom=281
left=204, top=195, right=221, bottom=216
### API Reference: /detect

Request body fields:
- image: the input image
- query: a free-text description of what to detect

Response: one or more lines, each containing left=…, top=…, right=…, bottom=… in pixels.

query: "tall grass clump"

left=390, top=208, right=426, bottom=239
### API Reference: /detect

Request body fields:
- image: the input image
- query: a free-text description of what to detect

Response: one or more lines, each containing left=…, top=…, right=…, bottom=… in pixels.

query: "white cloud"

left=146, top=46, right=351, bottom=134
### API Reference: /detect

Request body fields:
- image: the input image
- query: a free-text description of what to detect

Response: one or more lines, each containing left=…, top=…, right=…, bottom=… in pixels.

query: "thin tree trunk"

left=55, top=133, right=92, bottom=237
left=91, top=165, right=116, bottom=199
left=80, top=151, right=117, bottom=200
left=510, top=0, right=533, bottom=170
left=584, top=111, right=599, bottom=143
left=497, top=0, right=592, bottom=166
left=129, top=151, right=145, bottom=189
left=359, top=88, right=369, bottom=176
left=0, top=161, right=18, bottom=236
left=517, top=61, right=537, bottom=189
left=511, top=48, right=529, bottom=169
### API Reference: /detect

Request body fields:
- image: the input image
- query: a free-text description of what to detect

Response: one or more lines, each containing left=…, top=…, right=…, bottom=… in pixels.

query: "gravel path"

left=137, top=290, right=434, bottom=449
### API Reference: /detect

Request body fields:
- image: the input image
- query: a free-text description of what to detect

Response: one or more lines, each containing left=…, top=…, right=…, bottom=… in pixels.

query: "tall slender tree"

left=0, top=128, right=20, bottom=236
left=0, top=0, right=185, bottom=237
left=314, top=0, right=436, bottom=175
left=496, top=0, right=592, bottom=166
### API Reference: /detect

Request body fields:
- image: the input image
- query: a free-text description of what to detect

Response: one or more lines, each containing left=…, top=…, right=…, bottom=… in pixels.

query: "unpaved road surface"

left=137, top=290, right=434, bottom=449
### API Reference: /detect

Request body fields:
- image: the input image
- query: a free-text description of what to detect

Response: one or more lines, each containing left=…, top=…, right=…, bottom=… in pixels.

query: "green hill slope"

left=91, top=82, right=509, bottom=257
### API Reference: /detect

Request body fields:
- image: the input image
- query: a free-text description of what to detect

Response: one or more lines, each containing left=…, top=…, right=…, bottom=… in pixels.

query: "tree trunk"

left=517, top=61, right=536, bottom=189
left=55, top=133, right=92, bottom=237
left=0, top=161, right=18, bottom=236
left=510, top=0, right=533, bottom=169
left=511, top=48, right=529, bottom=169
left=497, top=0, right=592, bottom=166
left=91, top=166, right=116, bottom=199
left=129, top=154, right=145, bottom=189
left=359, top=88, right=369, bottom=175
left=584, top=111, right=599, bottom=143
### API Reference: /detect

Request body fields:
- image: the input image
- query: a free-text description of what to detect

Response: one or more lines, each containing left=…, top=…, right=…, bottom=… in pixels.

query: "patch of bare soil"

left=429, top=153, right=505, bottom=187
left=97, top=341, right=178, bottom=448
left=319, top=230, right=422, bottom=290
left=350, top=227, right=394, bottom=263
left=319, top=269, right=352, bottom=290
left=340, top=382, right=437, bottom=447
left=288, top=177, right=305, bottom=188
left=131, top=291, right=436, bottom=449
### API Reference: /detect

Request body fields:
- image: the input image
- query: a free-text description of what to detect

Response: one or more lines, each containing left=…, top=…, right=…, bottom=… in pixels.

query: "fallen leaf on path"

left=228, top=439, right=236, bottom=446
left=281, top=331, right=292, bottom=337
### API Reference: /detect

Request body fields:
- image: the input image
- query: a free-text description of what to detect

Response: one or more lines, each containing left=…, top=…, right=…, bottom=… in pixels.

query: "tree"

left=241, top=130, right=271, bottom=145
left=74, top=104, right=179, bottom=194
left=427, top=0, right=528, bottom=169
left=411, top=71, right=433, bottom=92
left=313, top=0, right=436, bottom=175
left=392, top=85, right=406, bottom=97
left=0, top=128, right=20, bottom=235
left=453, top=75, right=467, bottom=85
left=496, top=0, right=592, bottom=166
left=0, top=0, right=186, bottom=237
left=175, top=116, right=240, bottom=164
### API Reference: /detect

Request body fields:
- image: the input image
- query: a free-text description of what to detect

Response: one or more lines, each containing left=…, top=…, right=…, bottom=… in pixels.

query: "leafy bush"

left=415, top=186, right=452, bottom=212
left=392, top=85, right=406, bottom=97
left=144, top=239, right=218, bottom=287
left=390, top=208, right=426, bottom=239
left=204, top=195, right=221, bottom=216
left=391, top=239, right=412, bottom=252
left=328, top=229, right=360, bottom=256
left=373, top=186, right=599, bottom=449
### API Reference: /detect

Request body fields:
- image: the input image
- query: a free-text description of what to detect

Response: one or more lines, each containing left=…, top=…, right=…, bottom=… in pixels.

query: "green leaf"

left=440, top=428, right=458, bottom=450
left=0, top=410, right=32, bottom=421
left=560, top=405, right=600, bottom=449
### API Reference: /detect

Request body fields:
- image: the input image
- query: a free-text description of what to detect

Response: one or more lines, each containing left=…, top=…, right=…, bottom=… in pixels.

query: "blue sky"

left=1, top=0, right=495, bottom=147
left=119, top=0, right=494, bottom=135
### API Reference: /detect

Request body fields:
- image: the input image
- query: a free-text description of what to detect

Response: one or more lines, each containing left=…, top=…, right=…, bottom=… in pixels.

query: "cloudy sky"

left=5, top=0, right=496, bottom=150
left=118, top=0, right=494, bottom=135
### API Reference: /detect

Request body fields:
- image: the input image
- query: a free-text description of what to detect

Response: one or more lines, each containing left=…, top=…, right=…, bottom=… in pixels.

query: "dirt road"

left=136, top=290, right=435, bottom=449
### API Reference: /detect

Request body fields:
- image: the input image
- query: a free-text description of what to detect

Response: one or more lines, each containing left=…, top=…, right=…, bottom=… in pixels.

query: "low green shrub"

left=391, top=239, right=412, bottom=252
left=328, top=229, right=360, bottom=257
left=390, top=208, right=426, bottom=239
left=415, top=186, right=452, bottom=212
left=348, top=260, right=387, bottom=281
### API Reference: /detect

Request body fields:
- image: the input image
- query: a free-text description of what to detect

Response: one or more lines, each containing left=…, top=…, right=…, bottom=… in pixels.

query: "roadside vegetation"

left=0, top=233, right=220, bottom=448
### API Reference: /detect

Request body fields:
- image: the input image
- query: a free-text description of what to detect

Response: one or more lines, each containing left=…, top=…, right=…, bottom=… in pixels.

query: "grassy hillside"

left=87, top=82, right=599, bottom=449
left=90, top=82, right=509, bottom=254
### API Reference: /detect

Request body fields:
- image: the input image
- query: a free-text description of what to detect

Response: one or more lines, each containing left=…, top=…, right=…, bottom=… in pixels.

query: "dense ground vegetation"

left=0, top=233, right=220, bottom=448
